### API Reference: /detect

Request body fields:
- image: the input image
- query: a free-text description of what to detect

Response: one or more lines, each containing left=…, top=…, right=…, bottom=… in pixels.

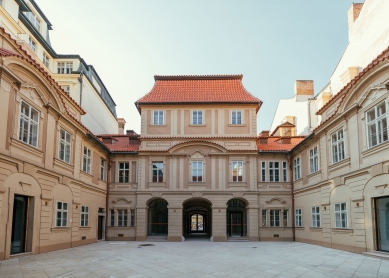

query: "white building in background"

left=0, top=0, right=118, bottom=134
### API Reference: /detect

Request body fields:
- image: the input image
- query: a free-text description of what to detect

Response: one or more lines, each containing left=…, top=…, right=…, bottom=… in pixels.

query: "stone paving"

left=0, top=241, right=388, bottom=278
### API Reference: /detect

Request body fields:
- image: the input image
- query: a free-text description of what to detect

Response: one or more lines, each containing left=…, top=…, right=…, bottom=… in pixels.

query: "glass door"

left=231, top=212, right=243, bottom=237
left=11, top=195, right=29, bottom=254
left=375, top=196, right=389, bottom=252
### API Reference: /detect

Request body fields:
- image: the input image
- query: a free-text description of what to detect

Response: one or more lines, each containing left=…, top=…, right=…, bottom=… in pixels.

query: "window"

left=24, top=12, right=41, bottom=31
left=153, top=110, right=164, bottom=125
left=118, top=209, right=127, bottom=226
left=152, top=162, right=163, bottom=182
left=130, top=209, right=135, bottom=227
left=293, top=157, right=301, bottom=181
left=56, top=201, right=68, bottom=227
left=335, top=203, right=348, bottom=228
left=312, top=207, right=320, bottom=227
left=119, top=162, right=129, bottom=183
left=282, top=162, right=288, bottom=182
left=110, top=209, right=114, bottom=226
left=331, top=129, right=345, bottom=163
left=43, top=53, right=50, bottom=68
left=19, top=101, right=39, bottom=147
left=269, top=162, right=280, bottom=182
left=283, top=210, right=288, bottom=226
left=192, top=161, right=203, bottom=182
left=270, top=210, right=280, bottom=227
left=192, top=110, right=203, bottom=125
left=61, top=86, right=70, bottom=94
left=231, top=110, right=242, bottom=125
left=57, top=62, right=73, bottom=74
left=58, top=129, right=71, bottom=163
left=100, top=159, right=105, bottom=181
left=28, top=37, right=36, bottom=52
left=80, top=206, right=89, bottom=227
left=261, top=162, right=266, bottom=182
left=367, top=102, right=388, bottom=148
left=262, top=210, right=267, bottom=226
left=309, top=146, right=319, bottom=174
left=82, top=146, right=91, bottom=174
left=295, top=208, right=302, bottom=227
left=231, top=161, right=243, bottom=182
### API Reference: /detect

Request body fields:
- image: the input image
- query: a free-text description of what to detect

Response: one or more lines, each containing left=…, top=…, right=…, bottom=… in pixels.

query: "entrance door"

left=230, top=212, right=243, bottom=237
left=97, top=216, right=104, bottom=240
left=375, top=196, right=389, bottom=252
left=190, top=214, right=204, bottom=233
left=11, top=195, right=29, bottom=254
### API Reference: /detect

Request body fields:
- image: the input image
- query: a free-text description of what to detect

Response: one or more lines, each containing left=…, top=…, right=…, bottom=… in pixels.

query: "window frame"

left=18, top=100, right=40, bottom=148
left=293, top=157, right=301, bottom=181
left=152, top=110, right=164, bottom=125
left=57, top=62, right=73, bottom=74
left=110, top=209, right=115, bottom=226
left=283, top=209, right=288, bottom=226
left=56, top=201, right=68, bottom=227
left=282, top=161, right=288, bottom=182
left=43, top=52, right=50, bottom=68
left=261, top=161, right=266, bottom=182
left=311, top=206, right=320, bottom=228
left=231, top=161, right=244, bottom=182
left=262, top=209, right=267, bottom=226
left=82, top=146, right=92, bottom=174
left=192, top=110, right=203, bottom=125
left=28, top=37, right=37, bottom=52
left=130, top=209, right=136, bottom=227
left=80, top=205, right=89, bottom=227
left=334, top=202, right=348, bottom=228
left=58, top=128, right=72, bottom=164
left=268, top=161, right=280, bottom=182
left=100, top=158, right=105, bottom=181
left=295, top=208, right=302, bottom=227
left=270, top=210, right=280, bottom=227
left=309, top=146, right=319, bottom=174
left=231, top=110, right=242, bottom=125
left=118, top=162, right=130, bottom=183
left=331, top=128, right=345, bottom=164
left=191, top=161, right=203, bottom=182
left=152, top=162, right=164, bottom=182
left=366, top=101, right=388, bottom=148
left=117, top=209, right=127, bottom=227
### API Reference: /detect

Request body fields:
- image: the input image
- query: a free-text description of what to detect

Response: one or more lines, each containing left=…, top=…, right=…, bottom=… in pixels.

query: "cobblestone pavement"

left=0, top=241, right=388, bottom=278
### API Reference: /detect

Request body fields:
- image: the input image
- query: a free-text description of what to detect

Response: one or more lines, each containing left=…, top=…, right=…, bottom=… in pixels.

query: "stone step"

left=146, top=236, right=167, bottom=242
left=363, top=251, right=389, bottom=261
left=227, top=237, right=249, bottom=242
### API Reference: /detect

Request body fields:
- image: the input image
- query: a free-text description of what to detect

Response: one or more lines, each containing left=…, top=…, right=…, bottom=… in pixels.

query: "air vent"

left=81, top=236, right=86, bottom=240
left=273, top=234, right=279, bottom=237
left=118, top=234, right=124, bottom=237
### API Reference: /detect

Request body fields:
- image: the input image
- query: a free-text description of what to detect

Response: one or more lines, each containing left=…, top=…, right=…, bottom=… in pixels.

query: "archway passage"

left=148, top=199, right=168, bottom=236
left=183, top=199, right=212, bottom=240
left=227, top=199, right=247, bottom=237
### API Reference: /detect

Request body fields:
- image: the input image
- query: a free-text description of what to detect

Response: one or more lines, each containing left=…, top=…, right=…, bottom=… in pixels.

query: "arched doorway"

left=148, top=199, right=168, bottom=236
left=183, top=199, right=212, bottom=239
left=226, top=199, right=247, bottom=237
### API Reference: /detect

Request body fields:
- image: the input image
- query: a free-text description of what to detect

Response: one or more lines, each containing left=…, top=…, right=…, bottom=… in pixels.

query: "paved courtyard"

left=0, top=241, right=388, bottom=278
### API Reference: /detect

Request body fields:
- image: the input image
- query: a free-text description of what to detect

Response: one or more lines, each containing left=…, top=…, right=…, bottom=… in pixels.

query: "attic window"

left=282, top=128, right=291, bottom=136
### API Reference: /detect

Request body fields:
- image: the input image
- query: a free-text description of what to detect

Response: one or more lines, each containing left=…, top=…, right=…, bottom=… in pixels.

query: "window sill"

left=294, top=178, right=303, bottom=183
left=150, top=124, right=167, bottom=127
left=54, top=158, right=73, bottom=172
left=50, top=227, right=71, bottom=233
left=362, top=140, right=389, bottom=158
left=189, top=124, right=206, bottom=127
left=295, top=226, right=305, bottom=230
left=328, top=158, right=350, bottom=172
left=307, top=170, right=321, bottom=179
left=10, top=138, right=43, bottom=157
left=309, top=227, right=323, bottom=231
left=331, top=228, right=353, bottom=234
left=227, top=124, right=246, bottom=127
left=80, top=171, right=93, bottom=178
left=228, top=182, right=247, bottom=187
left=188, top=182, right=206, bottom=186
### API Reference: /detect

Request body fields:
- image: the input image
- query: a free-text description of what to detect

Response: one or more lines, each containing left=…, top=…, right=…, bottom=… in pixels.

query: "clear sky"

left=37, top=0, right=357, bottom=134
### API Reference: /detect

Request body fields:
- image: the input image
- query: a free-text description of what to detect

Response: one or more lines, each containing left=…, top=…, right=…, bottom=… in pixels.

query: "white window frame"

left=43, top=52, right=50, bottom=68
left=192, top=110, right=203, bottom=125
left=100, top=159, right=105, bottom=181
left=261, top=161, right=266, bottom=182
left=282, top=161, right=288, bottom=182
left=269, top=162, right=280, bottom=182
left=270, top=210, right=280, bottom=227
left=18, top=101, right=40, bottom=148
left=82, top=146, right=91, bottom=174
left=24, top=11, right=41, bottom=31
left=331, top=128, right=345, bottom=164
left=153, top=110, right=164, bottom=125
left=231, top=161, right=244, bottom=182
left=56, top=201, right=68, bottom=227
left=152, top=162, right=164, bottom=182
left=80, top=206, right=89, bottom=227
left=28, top=37, right=36, bottom=52
left=231, top=110, right=242, bottom=125
left=57, top=62, right=73, bottom=74
left=366, top=101, right=388, bottom=148
left=117, top=209, right=127, bottom=227
left=118, top=162, right=129, bottom=183
left=334, top=202, right=348, bottom=228
left=311, top=206, right=320, bottom=227
left=293, top=157, right=301, bottom=181
left=309, top=146, right=319, bottom=174
left=295, top=208, right=302, bottom=227
left=192, top=161, right=203, bottom=182
left=58, top=128, right=71, bottom=164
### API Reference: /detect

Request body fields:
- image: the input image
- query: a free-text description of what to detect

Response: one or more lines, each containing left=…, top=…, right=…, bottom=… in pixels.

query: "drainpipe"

left=105, top=156, right=112, bottom=241
left=288, top=154, right=295, bottom=242
left=78, top=73, right=83, bottom=106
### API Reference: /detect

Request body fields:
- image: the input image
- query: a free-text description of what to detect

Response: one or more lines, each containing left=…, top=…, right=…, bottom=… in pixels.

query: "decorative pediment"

left=189, top=150, right=206, bottom=158
left=112, top=197, right=132, bottom=204
left=265, top=197, right=286, bottom=204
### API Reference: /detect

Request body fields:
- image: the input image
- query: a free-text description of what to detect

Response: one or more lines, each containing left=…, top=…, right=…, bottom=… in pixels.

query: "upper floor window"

left=309, top=146, right=319, bottom=174
left=192, top=110, right=203, bottom=125
left=119, top=162, right=129, bottom=183
left=231, top=161, right=243, bottom=182
left=261, top=162, right=266, bottom=182
left=152, top=162, right=163, bottom=182
left=192, top=161, right=203, bottom=182
left=57, top=62, right=73, bottom=74
left=367, top=102, right=388, bottom=148
left=43, top=53, right=50, bottom=68
left=82, top=146, right=91, bottom=174
left=24, top=12, right=40, bottom=31
left=295, top=208, right=302, bottom=227
left=282, top=162, right=288, bottom=182
left=231, top=110, right=242, bottom=125
left=293, top=157, right=301, bottom=181
left=269, top=162, right=279, bottom=182
left=56, top=201, right=68, bottom=227
left=58, top=128, right=71, bottom=164
left=335, top=202, right=348, bottom=228
left=28, top=37, right=36, bottom=52
left=80, top=206, right=89, bottom=227
left=153, top=110, right=164, bottom=125
left=100, top=159, right=105, bottom=181
left=312, top=206, right=320, bottom=227
left=331, top=128, right=345, bottom=163
left=19, top=101, right=39, bottom=148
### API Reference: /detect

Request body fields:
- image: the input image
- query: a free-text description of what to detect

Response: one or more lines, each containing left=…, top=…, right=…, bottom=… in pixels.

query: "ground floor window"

left=334, top=203, right=347, bottom=228
left=262, top=210, right=267, bottom=226
left=270, top=210, right=280, bottom=227
left=80, top=206, right=89, bottom=227
left=118, top=209, right=127, bottom=226
left=283, top=210, right=288, bottom=226
left=375, top=196, right=389, bottom=252
left=295, top=208, right=302, bottom=227
left=131, top=209, right=136, bottom=227
left=312, top=206, right=320, bottom=227
left=110, top=209, right=114, bottom=226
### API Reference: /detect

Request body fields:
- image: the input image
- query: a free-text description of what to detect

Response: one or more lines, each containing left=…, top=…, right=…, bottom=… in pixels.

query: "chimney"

left=117, top=118, right=126, bottom=134
left=294, top=80, right=314, bottom=96
left=348, top=3, right=363, bottom=31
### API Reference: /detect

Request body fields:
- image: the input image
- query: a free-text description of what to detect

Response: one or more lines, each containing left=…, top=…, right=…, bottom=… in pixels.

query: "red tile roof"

left=96, top=135, right=140, bottom=152
left=257, top=137, right=305, bottom=152
left=135, top=75, right=262, bottom=112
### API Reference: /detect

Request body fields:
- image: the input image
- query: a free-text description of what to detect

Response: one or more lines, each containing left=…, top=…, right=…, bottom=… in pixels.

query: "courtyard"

left=0, top=241, right=388, bottom=278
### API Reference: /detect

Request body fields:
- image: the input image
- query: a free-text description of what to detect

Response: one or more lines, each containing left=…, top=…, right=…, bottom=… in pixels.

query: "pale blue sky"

left=37, top=0, right=357, bottom=134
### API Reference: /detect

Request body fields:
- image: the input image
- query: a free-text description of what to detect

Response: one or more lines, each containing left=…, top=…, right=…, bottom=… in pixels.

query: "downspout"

left=105, top=156, right=112, bottom=241
left=288, top=154, right=295, bottom=242
left=78, top=73, right=83, bottom=106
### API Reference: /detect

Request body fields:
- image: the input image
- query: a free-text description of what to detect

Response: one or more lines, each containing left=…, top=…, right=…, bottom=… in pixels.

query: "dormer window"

left=24, top=12, right=41, bottom=31
left=57, top=62, right=73, bottom=74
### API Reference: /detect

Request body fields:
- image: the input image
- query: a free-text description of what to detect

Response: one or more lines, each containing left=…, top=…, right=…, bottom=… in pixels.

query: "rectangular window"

left=118, top=209, right=127, bottom=226
left=309, top=146, right=319, bottom=174
left=231, top=110, right=242, bottom=124
left=119, top=162, right=129, bottom=183
left=270, top=210, right=280, bottom=227
left=295, top=208, right=302, bottom=227
left=192, top=161, right=203, bottom=182
left=58, top=128, right=71, bottom=163
left=331, top=129, right=345, bottom=163
left=269, top=162, right=280, bottom=182
left=56, top=201, right=68, bottom=227
left=192, top=110, right=203, bottom=125
left=261, top=161, right=266, bottom=182
left=152, top=162, right=163, bottom=182
left=312, top=206, right=320, bottom=227
left=130, top=209, right=135, bottom=227
left=335, top=203, right=348, bottom=228
left=28, top=37, right=36, bottom=52
left=61, top=85, right=70, bottom=94
left=367, top=102, right=388, bottom=148
left=80, top=206, right=89, bottom=227
left=232, top=161, right=243, bottom=182
left=24, top=12, right=41, bottom=31
left=57, top=62, right=73, bottom=74
left=282, top=161, right=288, bottom=182
left=43, top=53, right=50, bottom=68
left=110, top=209, right=114, bottom=226
left=100, top=159, right=105, bottom=181
left=19, top=101, right=39, bottom=148
left=283, top=209, right=288, bottom=226
left=82, top=146, right=91, bottom=174
left=293, top=157, right=301, bottom=181
left=262, top=210, right=267, bottom=226
left=153, top=110, right=164, bottom=125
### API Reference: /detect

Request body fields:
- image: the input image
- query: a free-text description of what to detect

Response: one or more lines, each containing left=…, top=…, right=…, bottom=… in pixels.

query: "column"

left=211, top=206, right=227, bottom=242
left=167, top=205, right=183, bottom=242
